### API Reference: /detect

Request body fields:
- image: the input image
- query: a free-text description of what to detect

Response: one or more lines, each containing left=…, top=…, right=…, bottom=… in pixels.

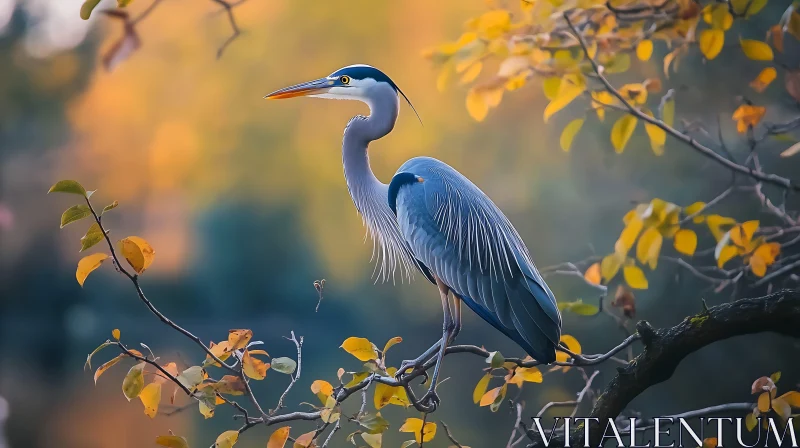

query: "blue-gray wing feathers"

left=389, top=157, right=561, bottom=362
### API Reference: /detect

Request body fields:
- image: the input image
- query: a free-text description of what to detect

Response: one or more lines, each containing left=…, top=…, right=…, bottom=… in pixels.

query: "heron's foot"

left=419, top=389, right=440, bottom=412
left=396, top=355, right=434, bottom=381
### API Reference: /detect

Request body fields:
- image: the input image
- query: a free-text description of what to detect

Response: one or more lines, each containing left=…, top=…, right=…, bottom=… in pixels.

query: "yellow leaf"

left=155, top=435, right=190, bottom=448
left=399, top=418, right=437, bottom=443
left=215, top=430, right=239, bottom=448
left=732, top=104, right=766, bottom=133
left=479, top=386, right=503, bottom=406
left=466, top=87, right=488, bottom=122
left=119, top=236, right=155, bottom=274
left=642, top=109, right=666, bottom=155
left=740, top=39, right=774, bottom=61
left=636, top=40, right=653, bottom=61
left=112, top=328, right=121, bottom=340
left=436, top=65, right=453, bottom=93
left=560, top=334, right=581, bottom=355
left=636, top=227, right=663, bottom=269
left=139, top=382, right=162, bottom=418
left=591, top=91, right=614, bottom=121
left=600, top=252, right=624, bottom=282
left=746, top=412, right=757, bottom=432
left=771, top=371, right=782, bottom=383
left=205, top=341, right=232, bottom=367
left=361, top=433, right=382, bottom=448
left=267, top=427, right=291, bottom=448
left=293, top=431, right=315, bottom=448
left=460, top=62, right=483, bottom=84
left=584, top=262, right=601, bottom=285
left=515, top=366, right=543, bottom=383
left=699, top=29, right=724, bottom=60
left=751, top=67, right=777, bottom=93
left=382, top=337, right=402, bottom=355
left=477, top=9, right=511, bottom=39
left=216, top=375, right=247, bottom=395
left=340, top=337, right=379, bottom=361
left=559, top=119, right=584, bottom=152
left=154, top=362, right=178, bottom=385
left=373, top=377, right=409, bottom=409
left=662, top=95, right=675, bottom=127
left=731, top=0, right=766, bottom=17
left=616, top=215, right=644, bottom=256
left=242, top=349, right=268, bottom=380
left=706, top=215, right=736, bottom=241
left=750, top=242, right=780, bottom=276
left=542, top=77, right=561, bottom=100
left=611, top=115, right=638, bottom=153
left=473, top=373, right=491, bottom=404
left=623, top=265, right=648, bottom=289
left=122, top=362, right=145, bottom=401
left=684, top=202, right=706, bottom=223
left=94, top=354, right=124, bottom=384
left=758, top=391, right=771, bottom=412
left=673, top=229, right=698, bottom=256
left=544, top=74, right=585, bottom=122
left=717, top=245, right=738, bottom=268
left=773, top=397, right=792, bottom=421
left=730, top=220, right=759, bottom=248
left=311, top=379, right=334, bottom=403
left=76, top=253, right=109, bottom=287
left=227, top=329, right=253, bottom=351
left=778, top=391, right=800, bottom=407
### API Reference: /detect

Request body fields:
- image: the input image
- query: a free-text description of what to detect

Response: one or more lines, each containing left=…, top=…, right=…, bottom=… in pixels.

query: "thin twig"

left=209, top=0, right=245, bottom=58
left=85, top=197, right=237, bottom=373
left=272, top=331, right=303, bottom=414
left=563, top=11, right=800, bottom=192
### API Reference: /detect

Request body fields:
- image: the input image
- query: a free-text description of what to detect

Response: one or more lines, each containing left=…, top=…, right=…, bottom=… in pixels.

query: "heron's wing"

left=389, top=157, right=562, bottom=362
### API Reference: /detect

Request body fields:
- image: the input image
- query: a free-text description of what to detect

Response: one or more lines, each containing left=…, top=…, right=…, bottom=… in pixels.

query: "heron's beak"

left=264, top=78, right=333, bottom=100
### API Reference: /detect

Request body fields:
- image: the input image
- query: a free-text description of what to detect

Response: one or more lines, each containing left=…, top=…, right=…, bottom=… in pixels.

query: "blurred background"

left=1, top=0, right=799, bottom=447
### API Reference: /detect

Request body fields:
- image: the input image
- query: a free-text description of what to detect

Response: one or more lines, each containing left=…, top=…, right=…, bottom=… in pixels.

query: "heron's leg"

left=449, top=297, right=462, bottom=343
left=419, top=277, right=455, bottom=409
left=396, top=282, right=456, bottom=379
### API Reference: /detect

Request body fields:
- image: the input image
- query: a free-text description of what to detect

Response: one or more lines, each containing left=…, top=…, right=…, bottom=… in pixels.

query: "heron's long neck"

left=341, top=88, right=415, bottom=281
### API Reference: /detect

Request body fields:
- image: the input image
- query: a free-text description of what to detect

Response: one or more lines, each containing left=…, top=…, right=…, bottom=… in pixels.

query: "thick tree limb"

left=526, top=289, right=800, bottom=447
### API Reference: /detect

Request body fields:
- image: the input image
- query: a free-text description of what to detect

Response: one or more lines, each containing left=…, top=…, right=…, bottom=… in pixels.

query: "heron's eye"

left=339, top=75, right=351, bottom=85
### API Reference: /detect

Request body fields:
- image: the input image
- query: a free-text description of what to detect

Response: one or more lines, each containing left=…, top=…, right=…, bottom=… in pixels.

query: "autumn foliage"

left=46, top=0, right=800, bottom=447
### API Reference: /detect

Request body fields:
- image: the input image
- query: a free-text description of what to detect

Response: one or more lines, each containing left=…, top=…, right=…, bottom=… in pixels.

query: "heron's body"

left=391, top=156, right=560, bottom=361
left=266, top=65, right=561, bottom=408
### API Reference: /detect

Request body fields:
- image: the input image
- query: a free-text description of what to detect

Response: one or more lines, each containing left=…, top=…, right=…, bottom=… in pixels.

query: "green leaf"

left=49, top=180, right=87, bottom=196
left=270, top=357, right=297, bottom=374
left=359, top=412, right=390, bottom=434
left=122, top=362, right=145, bottom=400
left=118, top=0, right=134, bottom=6
left=61, top=205, right=92, bottom=228
left=485, top=351, right=505, bottom=369
left=176, top=366, right=204, bottom=390
left=80, top=222, right=106, bottom=252
left=85, top=340, right=114, bottom=369
left=102, top=201, right=119, bottom=214
left=560, top=300, right=600, bottom=316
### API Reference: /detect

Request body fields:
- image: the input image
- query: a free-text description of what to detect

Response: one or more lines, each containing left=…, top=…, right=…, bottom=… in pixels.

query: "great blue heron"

left=266, top=64, right=561, bottom=409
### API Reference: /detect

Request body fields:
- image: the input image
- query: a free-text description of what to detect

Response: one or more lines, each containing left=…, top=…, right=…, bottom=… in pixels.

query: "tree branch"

left=526, top=289, right=800, bottom=447
left=563, top=12, right=800, bottom=192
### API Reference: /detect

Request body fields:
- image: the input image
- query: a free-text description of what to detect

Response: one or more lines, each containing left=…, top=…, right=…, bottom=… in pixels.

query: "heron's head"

left=265, top=64, right=420, bottom=120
